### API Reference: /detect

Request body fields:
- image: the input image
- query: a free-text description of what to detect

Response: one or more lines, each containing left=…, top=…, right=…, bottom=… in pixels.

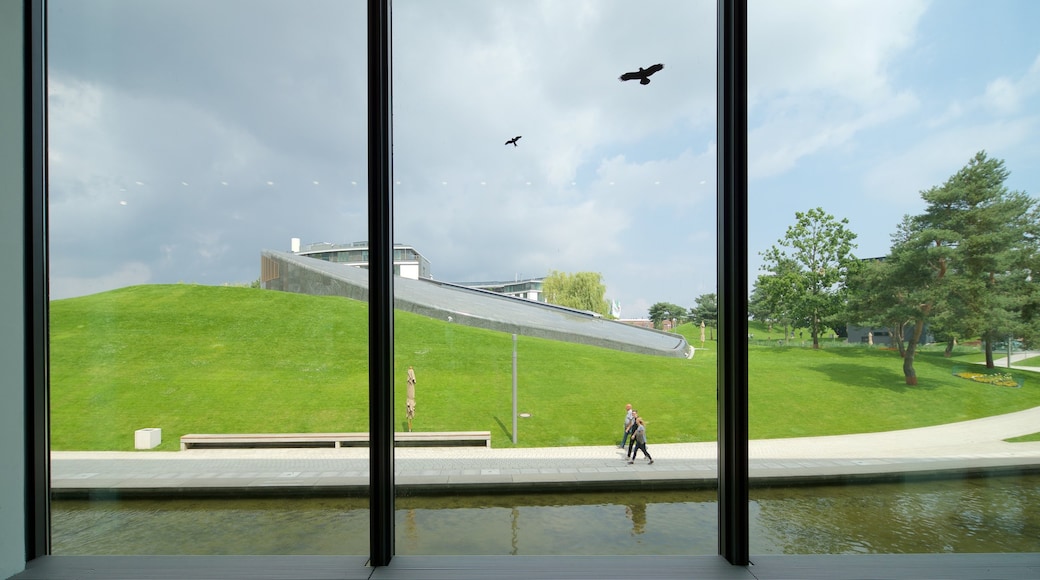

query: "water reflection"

left=751, top=475, right=1040, bottom=554
left=52, top=475, right=1040, bottom=555
left=391, top=493, right=716, bottom=555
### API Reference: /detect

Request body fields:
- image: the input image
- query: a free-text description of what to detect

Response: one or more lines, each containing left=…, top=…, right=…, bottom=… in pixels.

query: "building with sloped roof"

left=261, top=249, right=691, bottom=358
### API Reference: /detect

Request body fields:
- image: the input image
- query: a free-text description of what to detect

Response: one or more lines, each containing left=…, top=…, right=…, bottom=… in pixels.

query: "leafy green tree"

left=845, top=246, right=920, bottom=358
left=850, top=152, right=1039, bottom=384
left=648, top=302, right=685, bottom=330
left=915, top=151, right=1039, bottom=367
left=541, top=270, right=611, bottom=317
left=760, top=207, right=858, bottom=348
left=882, top=206, right=961, bottom=384
left=751, top=256, right=804, bottom=342
left=689, top=293, right=717, bottom=339
left=747, top=284, right=773, bottom=332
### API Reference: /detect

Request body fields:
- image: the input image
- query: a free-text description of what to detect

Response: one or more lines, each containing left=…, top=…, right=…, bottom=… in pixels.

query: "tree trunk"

left=984, top=337, right=995, bottom=369
left=892, top=324, right=906, bottom=358
left=811, top=316, right=821, bottom=349
left=944, top=336, right=956, bottom=357
left=903, top=318, right=925, bottom=385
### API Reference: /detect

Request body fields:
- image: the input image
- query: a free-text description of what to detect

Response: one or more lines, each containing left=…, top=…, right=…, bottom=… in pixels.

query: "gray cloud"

left=47, top=0, right=1040, bottom=320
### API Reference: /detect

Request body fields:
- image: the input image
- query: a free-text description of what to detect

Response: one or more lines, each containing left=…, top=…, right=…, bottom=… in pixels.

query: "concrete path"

left=50, top=351, right=1040, bottom=496
left=51, top=403, right=1040, bottom=497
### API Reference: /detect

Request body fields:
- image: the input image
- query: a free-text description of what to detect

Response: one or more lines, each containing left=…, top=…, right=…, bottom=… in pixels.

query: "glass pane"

left=391, top=0, right=718, bottom=555
left=47, top=0, right=369, bottom=555
left=748, top=0, right=1040, bottom=554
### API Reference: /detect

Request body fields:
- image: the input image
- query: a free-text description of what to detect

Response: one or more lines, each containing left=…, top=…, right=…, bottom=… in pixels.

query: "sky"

left=47, top=0, right=1040, bottom=318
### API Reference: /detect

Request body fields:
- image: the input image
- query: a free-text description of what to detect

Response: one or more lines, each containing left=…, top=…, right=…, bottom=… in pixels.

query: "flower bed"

left=952, top=368, right=1023, bottom=388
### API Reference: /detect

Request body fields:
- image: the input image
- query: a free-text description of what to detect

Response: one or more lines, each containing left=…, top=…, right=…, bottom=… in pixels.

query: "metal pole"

left=512, top=333, right=518, bottom=445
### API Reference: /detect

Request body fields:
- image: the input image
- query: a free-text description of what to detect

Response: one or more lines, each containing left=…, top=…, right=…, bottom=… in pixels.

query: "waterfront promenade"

left=52, top=403, right=1040, bottom=497
left=51, top=353, right=1040, bottom=497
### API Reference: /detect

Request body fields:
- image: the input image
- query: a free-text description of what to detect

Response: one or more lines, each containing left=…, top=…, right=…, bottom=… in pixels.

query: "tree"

left=845, top=228, right=930, bottom=363
left=751, top=256, right=805, bottom=343
left=849, top=152, right=1040, bottom=384
left=915, top=151, right=1039, bottom=368
left=689, top=293, right=717, bottom=339
left=883, top=209, right=955, bottom=384
left=760, top=207, right=858, bottom=348
left=648, top=302, right=685, bottom=330
left=747, top=284, right=774, bottom=332
left=541, top=270, right=611, bottom=317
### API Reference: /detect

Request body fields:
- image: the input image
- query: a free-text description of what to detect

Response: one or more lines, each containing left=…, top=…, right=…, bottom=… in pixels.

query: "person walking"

left=406, top=365, right=416, bottom=432
left=619, top=404, right=635, bottom=448
left=624, top=410, right=640, bottom=460
left=628, top=417, right=653, bottom=465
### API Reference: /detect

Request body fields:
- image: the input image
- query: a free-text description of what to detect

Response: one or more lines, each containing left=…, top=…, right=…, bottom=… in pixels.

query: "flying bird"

left=618, top=63, right=664, bottom=85
left=505, top=135, right=522, bottom=147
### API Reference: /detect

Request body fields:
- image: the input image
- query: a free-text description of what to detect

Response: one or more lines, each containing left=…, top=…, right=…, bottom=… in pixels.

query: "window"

left=747, top=0, right=1040, bottom=556
left=9, top=0, right=1038, bottom=578
left=45, top=0, right=370, bottom=557
left=390, top=0, right=717, bottom=555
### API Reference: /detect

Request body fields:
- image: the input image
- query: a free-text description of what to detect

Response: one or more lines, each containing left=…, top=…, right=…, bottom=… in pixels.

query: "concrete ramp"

left=261, top=250, right=691, bottom=358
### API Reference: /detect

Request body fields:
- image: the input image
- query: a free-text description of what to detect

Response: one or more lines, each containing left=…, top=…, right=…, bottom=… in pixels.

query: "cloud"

left=45, top=0, right=1040, bottom=320
left=984, top=77, right=1021, bottom=114
left=860, top=118, right=1039, bottom=222
left=746, top=0, right=929, bottom=178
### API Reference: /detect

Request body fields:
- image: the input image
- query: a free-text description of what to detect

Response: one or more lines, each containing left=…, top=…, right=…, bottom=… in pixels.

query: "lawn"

left=49, top=285, right=1040, bottom=451
left=1013, top=355, right=1040, bottom=367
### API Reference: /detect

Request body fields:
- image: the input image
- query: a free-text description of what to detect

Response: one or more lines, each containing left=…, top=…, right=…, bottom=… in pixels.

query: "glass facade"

left=45, top=0, right=371, bottom=557
left=7, top=0, right=1040, bottom=578
left=388, top=0, right=716, bottom=556
left=746, top=0, right=1040, bottom=557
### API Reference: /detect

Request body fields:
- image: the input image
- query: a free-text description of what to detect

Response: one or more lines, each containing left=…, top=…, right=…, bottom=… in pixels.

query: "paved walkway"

left=51, top=408, right=1040, bottom=497
left=50, top=353, right=1040, bottom=496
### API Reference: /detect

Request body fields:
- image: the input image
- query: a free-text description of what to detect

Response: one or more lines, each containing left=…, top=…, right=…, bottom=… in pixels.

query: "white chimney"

left=290, top=237, right=301, bottom=253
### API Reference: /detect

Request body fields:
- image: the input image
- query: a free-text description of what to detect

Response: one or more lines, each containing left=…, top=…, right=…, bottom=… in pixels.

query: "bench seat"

left=179, top=431, right=491, bottom=450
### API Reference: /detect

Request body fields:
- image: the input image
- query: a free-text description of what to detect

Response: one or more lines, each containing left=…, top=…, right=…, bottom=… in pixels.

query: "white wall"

left=0, top=0, right=27, bottom=576
left=398, top=263, right=419, bottom=280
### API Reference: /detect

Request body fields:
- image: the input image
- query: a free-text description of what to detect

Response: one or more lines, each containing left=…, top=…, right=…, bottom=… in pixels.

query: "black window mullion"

left=367, top=0, right=395, bottom=568
left=26, top=0, right=50, bottom=562
left=716, top=0, right=749, bottom=566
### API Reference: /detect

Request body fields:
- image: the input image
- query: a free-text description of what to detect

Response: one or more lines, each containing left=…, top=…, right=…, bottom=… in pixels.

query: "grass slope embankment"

left=49, top=285, right=1040, bottom=451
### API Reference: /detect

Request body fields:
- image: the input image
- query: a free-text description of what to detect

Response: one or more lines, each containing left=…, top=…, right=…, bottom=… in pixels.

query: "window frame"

left=13, top=0, right=1037, bottom=578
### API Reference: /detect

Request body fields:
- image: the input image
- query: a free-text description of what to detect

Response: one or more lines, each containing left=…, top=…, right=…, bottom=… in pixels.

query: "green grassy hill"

left=49, top=285, right=1040, bottom=451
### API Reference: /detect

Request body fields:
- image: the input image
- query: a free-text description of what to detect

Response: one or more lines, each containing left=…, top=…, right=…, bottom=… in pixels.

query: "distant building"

left=290, top=238, right=548, bottom=302
left=846, top=323, right=933, bottom=346
left=456, top=277, right=545, bottom=302
left=619, top=318, right=656, bottom=330
left=290, top=237, right=432, bottom=280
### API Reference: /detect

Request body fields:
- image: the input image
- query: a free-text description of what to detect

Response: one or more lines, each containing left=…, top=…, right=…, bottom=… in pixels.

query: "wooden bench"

left=179, top=431, right=491, bottom=450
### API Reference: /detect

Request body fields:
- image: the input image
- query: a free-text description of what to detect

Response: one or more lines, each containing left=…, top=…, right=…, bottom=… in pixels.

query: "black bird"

left=618, top=63, right=664, bottom=85
left=505, top=135, right=522, bottom=147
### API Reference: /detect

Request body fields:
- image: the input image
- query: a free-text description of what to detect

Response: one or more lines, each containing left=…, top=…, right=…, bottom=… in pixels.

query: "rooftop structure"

left=261, top=250, right=691, bottom=358
left=290, top=237, right=432, bottom=280
left=448, top=276, right=545, bottom=302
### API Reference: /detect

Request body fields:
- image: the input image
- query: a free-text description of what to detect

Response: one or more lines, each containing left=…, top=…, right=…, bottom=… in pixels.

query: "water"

left=52, top=475, right=1040, bottom=555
